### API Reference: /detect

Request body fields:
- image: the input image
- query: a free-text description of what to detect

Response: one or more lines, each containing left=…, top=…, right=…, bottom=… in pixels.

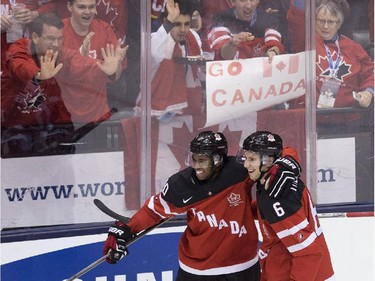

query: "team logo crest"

left=317, top=52, right=351, bottom=82
left=227, top=193, right=243, bottom=207
left=214, top=133, right=222, bottom=141
left=267, top=134, right=276, bottom=142
left=17, top=82, right=46, bottom=114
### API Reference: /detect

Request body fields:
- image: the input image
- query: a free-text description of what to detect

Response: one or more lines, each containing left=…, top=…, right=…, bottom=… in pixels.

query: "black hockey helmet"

left=190, top=131, right=228, bottom=157
left=188, top=131, right=228, bottom=166
left=242, top=131, right=283, bottom=158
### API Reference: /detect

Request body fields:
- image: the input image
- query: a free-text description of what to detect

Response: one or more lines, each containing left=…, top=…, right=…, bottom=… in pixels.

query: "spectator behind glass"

left=37, top=0, right=128, bottom=43
left=289, top=0, right=374, bottom=110
left=136, top=0, right=204, bottom=128
left=195, top=0, right=232, bottom=51
left=151, top=0, right=202, bottom=34
left=1, top=13, right=124, bottom=157
left=0, top=0, right=54, bottom=70
left=1, top=13, right=73, bottom=156
left=59, top=0, right=128, bottom=124
left=207, top=0, right=284, bottom=62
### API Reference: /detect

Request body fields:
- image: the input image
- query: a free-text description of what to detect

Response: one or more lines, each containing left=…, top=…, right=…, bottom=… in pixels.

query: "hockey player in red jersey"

left=104, top=131, right=261, bottom=280
left=239, top=131, right=335, bottom=281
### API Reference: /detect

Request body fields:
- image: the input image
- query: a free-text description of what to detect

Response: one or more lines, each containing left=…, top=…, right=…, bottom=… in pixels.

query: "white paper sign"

left=205, top=52, right=307, bottom=127
left=316, top=138, right=356, bottom=204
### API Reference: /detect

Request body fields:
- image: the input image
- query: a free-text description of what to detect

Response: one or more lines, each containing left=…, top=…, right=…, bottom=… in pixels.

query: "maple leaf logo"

left=97, top=0, right=120, bottom=26
left=317, top=53, right=351, bottom=82
left=276, top=61, right=286, bottom=72
left=227, top=192, right=243, bottom=206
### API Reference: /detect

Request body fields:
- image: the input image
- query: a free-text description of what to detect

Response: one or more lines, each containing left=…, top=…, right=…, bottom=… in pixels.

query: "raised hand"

left=96, top=43, right=118, bottom=76
left=97, top=42, right=129, bottom=77
left=39, top=49, right=63, bottom=80
left=80, top=31, right=95, bottom=57
left=115, top=38, right=128, bottom=63
left=1, top=13, right=13, bottom=32
left=166, top=0, right=180, bottom=23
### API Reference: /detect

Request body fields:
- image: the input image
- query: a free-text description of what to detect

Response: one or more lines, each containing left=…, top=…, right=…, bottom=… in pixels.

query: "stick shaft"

left=65, top=253, right=110, bottom=281
left=66, top=200, right=172, bottom=281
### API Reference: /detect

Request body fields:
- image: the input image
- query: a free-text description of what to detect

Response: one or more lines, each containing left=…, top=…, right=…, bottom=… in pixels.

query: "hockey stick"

left=93, top=199, right=131, bottom=223
left=65, top=200, right=171, bottom=281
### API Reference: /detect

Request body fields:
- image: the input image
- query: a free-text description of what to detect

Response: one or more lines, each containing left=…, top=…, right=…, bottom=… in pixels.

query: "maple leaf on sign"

left=276, top=61, right=286, bottom=72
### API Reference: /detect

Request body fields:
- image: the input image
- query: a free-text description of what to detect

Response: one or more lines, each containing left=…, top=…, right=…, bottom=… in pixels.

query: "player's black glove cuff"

left=273, top=155, right=301, bottom=176
left=265, top=156, right=301, bottom=198
left=108, top=221, right=136, bottom=242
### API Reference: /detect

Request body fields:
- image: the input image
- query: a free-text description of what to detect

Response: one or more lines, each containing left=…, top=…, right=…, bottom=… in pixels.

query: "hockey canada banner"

left=205, top=52, right=307, bottom=127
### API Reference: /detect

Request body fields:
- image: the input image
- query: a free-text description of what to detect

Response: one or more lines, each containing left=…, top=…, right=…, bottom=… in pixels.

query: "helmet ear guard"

left=212, top=154, right=223, bottom=166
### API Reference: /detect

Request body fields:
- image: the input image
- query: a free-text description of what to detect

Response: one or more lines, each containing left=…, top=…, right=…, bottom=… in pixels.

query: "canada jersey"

left=128, top=157, right=259, bottom=275
left=208, top=7, right=284, bottom=60
left=254, top=178, right=335, bottom=281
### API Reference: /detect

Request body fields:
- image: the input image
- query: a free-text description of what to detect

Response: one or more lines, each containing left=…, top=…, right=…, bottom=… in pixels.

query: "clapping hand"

left=97, top=42, right=128, bottom=76
left=80, top=31, right=95, bottom=57
left=39, top=49, right=63, bottom=80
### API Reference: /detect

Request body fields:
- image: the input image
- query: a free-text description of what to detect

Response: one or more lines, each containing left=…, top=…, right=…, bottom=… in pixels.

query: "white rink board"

left=1, top=152, right=129, bottom=228
left=1, top=217, right=374, bottom=281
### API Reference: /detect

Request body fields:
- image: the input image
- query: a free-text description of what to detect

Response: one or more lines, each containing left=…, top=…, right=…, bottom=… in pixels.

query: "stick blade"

left=93, top=199, right=130, bottom=223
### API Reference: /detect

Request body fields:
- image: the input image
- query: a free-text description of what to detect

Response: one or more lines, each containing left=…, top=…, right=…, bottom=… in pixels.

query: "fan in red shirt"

left=56, top=0, right=128, bottom=124
left=1, top=13, right=125, bottom=156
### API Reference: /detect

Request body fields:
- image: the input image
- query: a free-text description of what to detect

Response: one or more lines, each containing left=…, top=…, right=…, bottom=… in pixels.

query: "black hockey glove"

left=265, top=155, right=301, bottom=198
left=103, top=221, right=136, bottom=264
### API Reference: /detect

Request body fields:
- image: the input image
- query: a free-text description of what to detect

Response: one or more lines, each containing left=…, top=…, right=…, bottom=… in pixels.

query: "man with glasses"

left=288, top=0, right=373, bottom=110
left=1, top=12, right=124, bottom=156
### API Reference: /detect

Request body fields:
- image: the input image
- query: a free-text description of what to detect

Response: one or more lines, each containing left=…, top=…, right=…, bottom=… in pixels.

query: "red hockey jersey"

left=289, top=34, right=374, bottom=110
left=128, top=157, right=259, bottom=275
left=249, top=177, right=335, bottom=281
left=208, top=7, right=284, bottom=60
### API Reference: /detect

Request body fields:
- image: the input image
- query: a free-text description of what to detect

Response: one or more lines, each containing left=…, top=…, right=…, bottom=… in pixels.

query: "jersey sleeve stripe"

left=287, top=232, right=317, bottom=253
left=276, top=219, right=309, bottom=238
left=159, top=195, right=179, bottom=216
left=147, top=195, right=168, bottom=219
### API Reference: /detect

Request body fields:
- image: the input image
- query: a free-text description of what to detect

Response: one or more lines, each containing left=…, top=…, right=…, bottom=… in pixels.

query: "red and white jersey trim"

left=264, top=28, right=282, bottom=43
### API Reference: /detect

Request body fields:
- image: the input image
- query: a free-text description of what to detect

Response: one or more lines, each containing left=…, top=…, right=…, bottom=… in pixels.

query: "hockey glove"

left=265, top=156, right=301, bottom=198
left=103, top=221, right=136, bottom=264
